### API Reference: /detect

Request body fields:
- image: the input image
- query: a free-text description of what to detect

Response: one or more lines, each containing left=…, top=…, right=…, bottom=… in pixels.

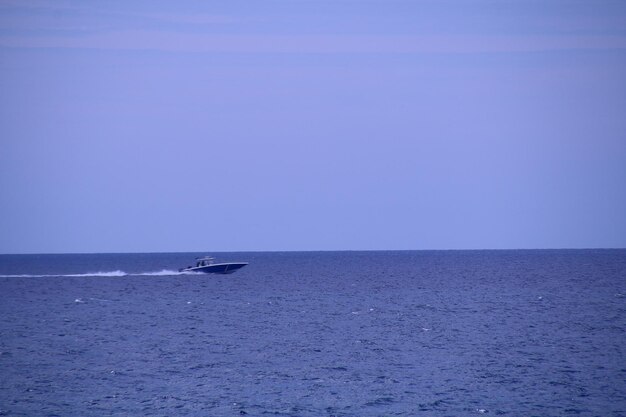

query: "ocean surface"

left=0, top=250, right=625, bottom=417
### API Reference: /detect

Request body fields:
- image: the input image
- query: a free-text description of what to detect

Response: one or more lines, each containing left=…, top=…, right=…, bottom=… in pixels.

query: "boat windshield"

left=195, top=256, right=214, bottom=267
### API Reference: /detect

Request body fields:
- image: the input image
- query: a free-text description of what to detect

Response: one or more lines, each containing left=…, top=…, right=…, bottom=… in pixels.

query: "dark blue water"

left=1, top=250, right=625, bottom=416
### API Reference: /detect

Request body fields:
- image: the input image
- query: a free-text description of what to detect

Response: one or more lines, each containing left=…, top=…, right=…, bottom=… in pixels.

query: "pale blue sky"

left=1, top=1, right=625, bottom=253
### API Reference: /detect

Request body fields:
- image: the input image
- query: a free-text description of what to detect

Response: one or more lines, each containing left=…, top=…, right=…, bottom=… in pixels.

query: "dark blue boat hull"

left=182, top=262, right=248, bottom=274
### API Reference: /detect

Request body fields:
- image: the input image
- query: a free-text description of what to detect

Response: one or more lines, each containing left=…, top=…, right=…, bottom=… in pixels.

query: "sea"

left=0, top=250, right=625, bottom=417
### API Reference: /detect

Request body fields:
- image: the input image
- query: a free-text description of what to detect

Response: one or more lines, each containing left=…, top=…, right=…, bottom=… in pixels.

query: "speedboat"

left=179, top=256, right=248, bottom=274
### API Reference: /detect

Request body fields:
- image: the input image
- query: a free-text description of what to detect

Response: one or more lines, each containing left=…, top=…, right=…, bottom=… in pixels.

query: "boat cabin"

left=196, top=256, right=215, bottom=267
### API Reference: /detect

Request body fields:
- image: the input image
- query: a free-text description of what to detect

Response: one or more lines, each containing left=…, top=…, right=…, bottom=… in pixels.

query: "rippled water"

left=1, top=250, right=625, bottom=416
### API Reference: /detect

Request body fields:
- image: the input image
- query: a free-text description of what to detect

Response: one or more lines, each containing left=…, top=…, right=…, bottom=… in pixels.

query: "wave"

left=0, top=269, right=200, bottom=278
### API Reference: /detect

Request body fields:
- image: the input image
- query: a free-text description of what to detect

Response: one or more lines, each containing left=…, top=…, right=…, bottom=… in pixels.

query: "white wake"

left=0, top=269, right=201, bottom=278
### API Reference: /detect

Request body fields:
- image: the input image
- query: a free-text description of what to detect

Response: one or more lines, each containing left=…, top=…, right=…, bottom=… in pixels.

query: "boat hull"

left=182, top=262, right=248, bottom=274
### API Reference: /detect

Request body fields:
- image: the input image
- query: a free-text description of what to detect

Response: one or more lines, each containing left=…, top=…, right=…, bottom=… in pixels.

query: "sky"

left=1, top=0, right=625, bottom=254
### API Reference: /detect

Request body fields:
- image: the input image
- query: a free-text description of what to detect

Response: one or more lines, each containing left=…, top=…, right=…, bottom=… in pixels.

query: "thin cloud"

left=141, top=12, right=261, bottom=26
left=2, top=31, right=626, bottom=54
left=0, top=2, right=255, bottom=34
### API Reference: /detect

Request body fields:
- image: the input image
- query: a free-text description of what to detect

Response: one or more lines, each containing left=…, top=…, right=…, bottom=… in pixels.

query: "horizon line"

left=1, top=247, right=625, bottom=256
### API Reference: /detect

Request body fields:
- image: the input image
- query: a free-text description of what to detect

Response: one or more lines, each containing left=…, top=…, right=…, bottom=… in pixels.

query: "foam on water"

left=0, top=270, right=128, bottom=278
left=0, top=269, right=198, bottom=278
left=135, top=269, right=201, bottom=276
